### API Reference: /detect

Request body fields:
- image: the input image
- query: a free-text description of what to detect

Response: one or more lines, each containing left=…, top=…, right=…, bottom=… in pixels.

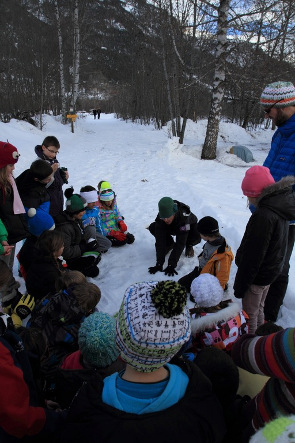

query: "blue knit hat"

left=26, top=202, right=55, bottom=236
left=78, top=312, right=119, bottom=368
left=99, top=189, right=114, bottom=202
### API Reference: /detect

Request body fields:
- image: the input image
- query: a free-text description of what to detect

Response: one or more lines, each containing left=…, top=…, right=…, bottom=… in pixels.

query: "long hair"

left=0, top=166, right=12, bottom=194
left=36, top=230, right=64, bottom=258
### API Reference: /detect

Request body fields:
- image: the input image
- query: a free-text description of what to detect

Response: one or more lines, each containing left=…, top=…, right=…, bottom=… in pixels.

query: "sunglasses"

left=264, top=98, right=284, bottom=114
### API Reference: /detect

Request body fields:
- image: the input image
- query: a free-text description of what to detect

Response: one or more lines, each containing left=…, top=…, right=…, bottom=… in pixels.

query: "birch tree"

left=54, top=0, right=67, bottom=123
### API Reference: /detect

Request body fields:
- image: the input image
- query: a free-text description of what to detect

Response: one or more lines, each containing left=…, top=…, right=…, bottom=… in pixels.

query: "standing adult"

left=148, top=197, right=200, bottom=276
left=260, top=81, right=295, bottom=322
left=93, top=109, right=97, bottom=119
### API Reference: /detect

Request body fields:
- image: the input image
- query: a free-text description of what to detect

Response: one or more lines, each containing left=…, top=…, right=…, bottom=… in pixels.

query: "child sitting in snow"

left=79, top=185, right=111, bottom=253
left=178, top=216, right=233, bottom=295
left=97, top=181, right=135, bottom=247
left=188, top=274, right=248, bottom=354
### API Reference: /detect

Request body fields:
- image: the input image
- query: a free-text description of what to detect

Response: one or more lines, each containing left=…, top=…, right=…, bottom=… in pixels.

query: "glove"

left=110, top=230, right=126, bottom=241
left=126, top=233, right=135, bottom=244
left=84, top=239, right=99, bottom=252
left=148, top=264, right=163, bottom=274
left=163, top=265, right=178, bottom=276
left=13, top=294, right=35, bottom=320
left=118, top=220, right=127, bottom=233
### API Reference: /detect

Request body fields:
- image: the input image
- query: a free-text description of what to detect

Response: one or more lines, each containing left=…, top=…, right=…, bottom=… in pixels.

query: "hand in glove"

left=118, top=220, right=127, bottom=233
left=86, top=239, right=99, bottom=251
left=110, top=230, right=126, bottom=241
left=148, top=264, right=163, bottom=274
left=163, top=265, right=178, bottom=276
left=13, top=294, right=35, bottom=320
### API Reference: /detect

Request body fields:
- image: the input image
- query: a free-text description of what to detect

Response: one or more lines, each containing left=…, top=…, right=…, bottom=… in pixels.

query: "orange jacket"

left=200, top=242, right=234, bottom=289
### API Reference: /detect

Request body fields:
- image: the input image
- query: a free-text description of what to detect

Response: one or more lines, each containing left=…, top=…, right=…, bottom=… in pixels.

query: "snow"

left=1, top=113, right=294, bottom=327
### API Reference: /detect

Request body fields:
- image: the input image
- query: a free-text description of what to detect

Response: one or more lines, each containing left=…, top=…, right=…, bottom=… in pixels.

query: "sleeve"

left=233, top=212, right=273, bottom=297
left=58, top=227, right=81, bottom=261
left=231, top=328, right=295, bottom=383
left=0, top=342, right=46, bottom=438
left=263, top=134, right=279, bottom=169
left=168, top=231, right=188, bottom=268
left=0, top=218, right=8, bottom=245
left=214, top=251, right=234, bottom=289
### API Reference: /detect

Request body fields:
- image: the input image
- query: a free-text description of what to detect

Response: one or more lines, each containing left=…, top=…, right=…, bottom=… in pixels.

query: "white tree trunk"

left=202, top=0, right=230, bottom=160
left=54, top=0, right=67, bottom=123
left=72, top=0, right=80, bottom=112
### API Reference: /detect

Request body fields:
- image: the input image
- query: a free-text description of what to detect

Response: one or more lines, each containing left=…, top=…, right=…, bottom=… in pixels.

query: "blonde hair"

left=0, top=167, right=12, bottom=194
left=55, top=270, right=87, bottom=291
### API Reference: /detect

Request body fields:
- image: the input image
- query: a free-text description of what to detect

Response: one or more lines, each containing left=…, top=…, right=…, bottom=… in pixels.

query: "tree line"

left=1, top=0, right=295, bottom=157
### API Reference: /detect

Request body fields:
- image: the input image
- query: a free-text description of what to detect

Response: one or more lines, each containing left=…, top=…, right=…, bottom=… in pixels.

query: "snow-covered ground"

left=1, top=113, right=293, bottom=327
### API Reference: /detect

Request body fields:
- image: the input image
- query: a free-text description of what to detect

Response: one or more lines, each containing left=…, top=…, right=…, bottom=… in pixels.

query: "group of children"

left=0, top=135, right=295, bottom=441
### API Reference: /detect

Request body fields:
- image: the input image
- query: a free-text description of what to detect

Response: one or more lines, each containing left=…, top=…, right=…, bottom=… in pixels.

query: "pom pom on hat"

left=242, top=166, right=275, bottom=197
left=78, top=312, right=119, bottom=368
left=260, top=81, right=295, bottom=108
left=116, top=281, right=190, bottom=372
left=0, top=142, right=20, bottom=169
left=250, top=415, right=295, bottom=443
left=158, top=197, right=178, bottom=219
left=190, top=274, right=223, bottom=307
left=65, top=187, right=87, bottom=213
left=26, top=206, right=55, bottom=237
left=197, top=216, right=219, bottom=236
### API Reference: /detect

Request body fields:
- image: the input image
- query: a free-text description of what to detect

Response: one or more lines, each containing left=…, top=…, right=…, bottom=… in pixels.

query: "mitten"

left=148, top=264, right=163, bottom=274
left=86, top=239, right=98, bottom=251
left=118, top=220, right=127, bottom=233
left=110, top=230, right=126, bottom=241
left=126, top=233, right=135, bottom=244
left=13, top=294, right=35, bottom=320
left=163, top=265, right=178, bottom=276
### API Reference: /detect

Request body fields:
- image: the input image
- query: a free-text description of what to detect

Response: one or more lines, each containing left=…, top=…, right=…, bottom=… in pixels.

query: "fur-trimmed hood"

left=191, top=302, right=242, bottom=334
left=258, top=176, right=295, bottom=221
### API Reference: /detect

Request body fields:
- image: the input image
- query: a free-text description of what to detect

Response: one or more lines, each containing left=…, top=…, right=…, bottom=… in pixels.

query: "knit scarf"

left=8, top=174, right=25, bottom=214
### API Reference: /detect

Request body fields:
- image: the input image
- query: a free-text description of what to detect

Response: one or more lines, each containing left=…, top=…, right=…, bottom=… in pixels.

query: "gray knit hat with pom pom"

left=116, top=281, right=190, bottom=372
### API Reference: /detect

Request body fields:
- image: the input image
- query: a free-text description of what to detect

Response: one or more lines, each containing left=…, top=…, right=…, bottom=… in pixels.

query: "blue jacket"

left=263, top=113, right=295, bottom=181
left=81, top=206, right=104, bottom=236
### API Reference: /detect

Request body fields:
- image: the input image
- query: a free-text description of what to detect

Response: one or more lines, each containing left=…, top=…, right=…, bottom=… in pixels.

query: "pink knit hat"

left=241, top=166, right=275, bottom=197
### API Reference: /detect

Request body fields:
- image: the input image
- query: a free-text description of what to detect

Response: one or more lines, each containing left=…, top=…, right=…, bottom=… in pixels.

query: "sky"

left=1, top=112, right=293, bottom=327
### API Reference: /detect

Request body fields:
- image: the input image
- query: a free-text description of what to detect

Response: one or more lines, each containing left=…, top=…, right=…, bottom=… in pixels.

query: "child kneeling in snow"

left=188, top=274, right=248, bottom=354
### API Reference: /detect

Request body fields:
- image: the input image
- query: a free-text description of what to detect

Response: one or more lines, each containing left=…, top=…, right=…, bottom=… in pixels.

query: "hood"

left=190, top=302, right=242, bottom=334
left=174, top=200, right=191, bottom=217
left=35, top=144, right=58, bottom=165
left=258, top=176, right=295, bottom=221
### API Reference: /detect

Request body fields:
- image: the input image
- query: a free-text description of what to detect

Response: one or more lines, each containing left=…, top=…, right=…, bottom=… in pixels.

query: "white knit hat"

left=190, top=274, right=223, bottom=307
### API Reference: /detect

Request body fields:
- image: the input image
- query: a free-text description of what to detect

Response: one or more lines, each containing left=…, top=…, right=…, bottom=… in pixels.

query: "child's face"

left=103, top=200, right=113, bottom=207
left=87, top=202, right=96, bottom=209
left=73, top=210, right=86, bottom=220
left=42, top=144, right=59, bottom=160
left=54, top=244, right=64, bottom=258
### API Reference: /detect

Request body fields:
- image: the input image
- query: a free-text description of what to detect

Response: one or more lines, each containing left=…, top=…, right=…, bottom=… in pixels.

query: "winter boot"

left=185, top=245, right=194, bottom=258
left=178, top=266, right=201, bottom=293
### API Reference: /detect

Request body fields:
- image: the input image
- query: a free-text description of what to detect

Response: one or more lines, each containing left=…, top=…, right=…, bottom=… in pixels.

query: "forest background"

left=1, top=0, right=295, bottom=158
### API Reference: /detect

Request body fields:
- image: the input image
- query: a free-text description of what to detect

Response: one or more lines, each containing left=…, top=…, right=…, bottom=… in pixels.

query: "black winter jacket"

left=25, top=250, right=64, bottom=301
left=154, top=200, right=199, bottom=267
left=15, top=169, right=50, bottom=209
left=0, top=184, right=29, bottom=244
left=234, top=177, right=295, bottom=298
left=59, top=359, right=226, bottom=443
left=54, top=212, right=85, bottom=261
left=35, top=145, right=66, bottom=217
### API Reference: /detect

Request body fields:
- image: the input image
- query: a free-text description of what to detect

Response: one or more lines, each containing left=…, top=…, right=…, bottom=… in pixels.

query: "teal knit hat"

left=260, top=81, right=295, bottom=108
left=78, top=312, right=119, bottom=368
left=158, top=197, right=178, bottom=219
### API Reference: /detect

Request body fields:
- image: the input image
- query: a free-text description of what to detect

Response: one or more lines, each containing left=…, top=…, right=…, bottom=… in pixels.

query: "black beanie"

left=197, top=216, right=219, bottom=236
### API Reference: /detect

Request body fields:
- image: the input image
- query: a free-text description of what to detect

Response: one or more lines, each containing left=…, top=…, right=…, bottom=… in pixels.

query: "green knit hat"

left=158, top=197, right=178, bottom=219
left=65, top=187, right=87, bottom=214
left=78, top=312, right=119, bottom=368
